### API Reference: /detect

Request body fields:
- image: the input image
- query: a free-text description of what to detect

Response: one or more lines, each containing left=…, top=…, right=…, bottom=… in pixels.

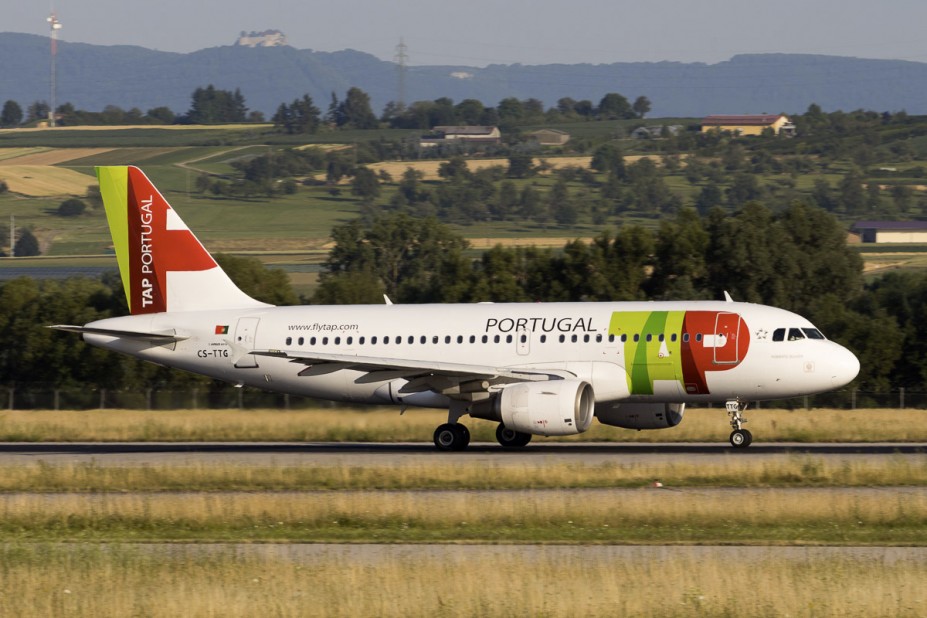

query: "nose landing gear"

left=726, top=400, right=753, bottom=448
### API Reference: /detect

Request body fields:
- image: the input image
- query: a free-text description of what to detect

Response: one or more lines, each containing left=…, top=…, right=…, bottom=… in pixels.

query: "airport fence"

left=0, top=386, right=923, bottom=411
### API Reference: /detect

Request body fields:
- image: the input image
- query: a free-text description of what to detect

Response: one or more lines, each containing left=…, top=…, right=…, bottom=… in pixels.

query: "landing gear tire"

left=729, top=429, right=753, bottom=448
left=496, top=424, right=532, bottom=448
left=434, top=423, right=470, bottom=451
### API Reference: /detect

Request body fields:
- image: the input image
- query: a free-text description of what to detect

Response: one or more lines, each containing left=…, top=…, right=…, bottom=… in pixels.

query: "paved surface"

left=0, top=441, right=924, bottom=466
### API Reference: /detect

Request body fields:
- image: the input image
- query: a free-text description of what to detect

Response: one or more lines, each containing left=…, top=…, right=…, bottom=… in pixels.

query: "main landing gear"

left=433, top=423, right=470, bottom=451
left=726, top=400, right=753, bottom=448
left=496, top=424, right=532, bottom=448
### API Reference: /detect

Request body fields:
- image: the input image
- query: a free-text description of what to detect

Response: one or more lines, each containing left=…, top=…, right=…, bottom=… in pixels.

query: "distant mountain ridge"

left=2, top=32, right=927, bottom=119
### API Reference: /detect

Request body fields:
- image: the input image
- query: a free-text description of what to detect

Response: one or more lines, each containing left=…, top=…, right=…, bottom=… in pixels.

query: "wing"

left=252, top=349, right=570, bottom=396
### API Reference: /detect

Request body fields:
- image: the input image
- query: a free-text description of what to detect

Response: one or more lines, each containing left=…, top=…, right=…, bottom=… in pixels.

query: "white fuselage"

left=82, top=300, right=860, bottom=408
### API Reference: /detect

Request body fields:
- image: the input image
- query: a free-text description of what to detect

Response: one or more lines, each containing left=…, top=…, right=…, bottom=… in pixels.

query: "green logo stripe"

left=610, top=311, right=685, bottom=395
left=96, top=167, right=132, bottom=310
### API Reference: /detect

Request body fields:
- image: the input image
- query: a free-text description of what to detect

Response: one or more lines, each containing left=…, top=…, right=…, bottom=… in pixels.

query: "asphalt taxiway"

left=0, top=441, right=923, bottom=466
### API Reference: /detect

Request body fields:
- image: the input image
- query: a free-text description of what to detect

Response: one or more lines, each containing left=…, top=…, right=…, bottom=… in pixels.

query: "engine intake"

left=495, top=380, right=595, bottom=436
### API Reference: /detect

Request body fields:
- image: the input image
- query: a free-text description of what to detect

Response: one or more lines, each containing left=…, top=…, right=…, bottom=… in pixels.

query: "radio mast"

left=47, top=11, right=62, bottom=127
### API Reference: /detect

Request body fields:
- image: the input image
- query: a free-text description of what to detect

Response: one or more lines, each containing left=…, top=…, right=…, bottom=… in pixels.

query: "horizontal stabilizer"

left=48, top=325, right=188, bottom=343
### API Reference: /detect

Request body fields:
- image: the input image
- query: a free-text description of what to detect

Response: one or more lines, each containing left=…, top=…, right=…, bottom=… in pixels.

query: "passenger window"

left=571, top=334, right=578, bottom=343
left=646, top=334, right=652, bottom=342
left=371, top=336, right=378, bottom=345
left=559, top=334, right=566, bottom=343
left=802, top=328, right=825, bottom=340
left=608, top=334, right=615, bottom=343
left=359, top=337, right=365, bottom=345
left=298, top=337, right=304, bottom=346
left=584, top=334, right=590, bottom=343
left=696, top=334, right=702, bottom=342
left=322, top=337, right=329, bottom=345
left=620, top=334, right=626, bottom=342
left=444, top=336, right=450, bottom=344
left=596, top=334, right=603, bottom=343
left=506, top=334, right=513, bottom=344
left=409, top=336, right=415, bottom=344
left=772, top=328, right=785, bottom=342
left=788, top=328, right=805, bottom=341
left=520, top=334, right=527, bottom=343
left=671, top=333, right=677, bottom=342
left=469, top=335, right=476, bottom=344
left=540, top=335, right=547, bottom=343
left=384, top=336, right=390, bottom=344
left=658, top=334, right=664, bottom=342
left=482, top=335, right=488, bottom=344
left=286, top=337, right=293, bottom=346
left=334, top=337, right=341, bottom=345
left=494, top=335, right=500, bottom=343
left=633, top=334, right=640, bottom=342
left=683, top=333, right=689, bottom=343
left=457, top=336, right=463, bottom=344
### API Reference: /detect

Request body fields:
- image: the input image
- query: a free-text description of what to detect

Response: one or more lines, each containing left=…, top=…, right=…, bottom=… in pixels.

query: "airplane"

left=52, top=166, right=860, bottom=450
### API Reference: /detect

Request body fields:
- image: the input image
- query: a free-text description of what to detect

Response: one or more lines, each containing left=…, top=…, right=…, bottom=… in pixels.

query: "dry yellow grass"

left=0, top=148, right=113, bottom=166
left=366, top=156, right=594, bottom=180
left=0, top=544, right=924, bottom=617
left=1, top=407, right=925, bottom=443
left=1, top=455, right=925, bottom=492
left=0, top=165, right=96, bottom=196
left=0, top=147, right=49, bottom=162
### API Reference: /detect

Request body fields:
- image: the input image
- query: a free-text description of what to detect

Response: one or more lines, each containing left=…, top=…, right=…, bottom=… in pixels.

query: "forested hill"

left=3, top=32, right=927, bottom=117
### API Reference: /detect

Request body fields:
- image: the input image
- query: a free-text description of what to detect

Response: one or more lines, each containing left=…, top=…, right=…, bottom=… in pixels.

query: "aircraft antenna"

left=47, top=10, right=62, bottom=127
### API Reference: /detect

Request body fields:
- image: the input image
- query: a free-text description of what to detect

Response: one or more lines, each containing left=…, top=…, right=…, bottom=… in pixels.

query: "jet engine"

left=595, top=402, right=685, bottom=430
left=493, top=380, right=595, bottom=436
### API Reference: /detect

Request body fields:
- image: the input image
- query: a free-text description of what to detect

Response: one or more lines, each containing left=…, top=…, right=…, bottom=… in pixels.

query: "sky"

left=5, top=0, right=927, bottom=66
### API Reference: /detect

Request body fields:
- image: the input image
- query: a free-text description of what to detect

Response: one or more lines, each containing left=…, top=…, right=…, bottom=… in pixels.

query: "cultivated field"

left=0, top=164, right=96, bottom=196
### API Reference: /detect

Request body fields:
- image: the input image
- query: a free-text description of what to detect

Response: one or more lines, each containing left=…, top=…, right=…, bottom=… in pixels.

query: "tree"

left=185, top=85, right=248, bottom=124
left=506, top=154, right=535, bottom=179
left=57, top=198, right=87, bottom=217
left=597, top=93, right=632, bottom=119
left=214, top=254, right=298, bottom=305
left=145, top=106, right=175, bottom=124
left=1, top=100, right=22, bottom=127
left=26, top=101, right=49, bottom=123
left=337, top=87, right=378, bottom=129
left=632, top=96, right=651, bottom=119
left=590, top=143, right=626, bottom=179
left=351, top=167, right=381, bottom=203
left=13, top=229, right=40, bottom=257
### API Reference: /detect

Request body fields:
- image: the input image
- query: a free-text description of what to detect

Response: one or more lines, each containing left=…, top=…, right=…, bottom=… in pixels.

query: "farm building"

left=852, top=221, right=927, bottom=243
left=420, top=126, right=501, bottom=148
left=631, top=125, right=683, bottom=139
left=527, top=129, right=571, bottom=146
left=701, top=114, right=795, bottom=136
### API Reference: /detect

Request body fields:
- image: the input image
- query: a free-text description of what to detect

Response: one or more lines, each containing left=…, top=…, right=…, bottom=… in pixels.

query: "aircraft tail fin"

left=96, top=166, right=270, bottom=314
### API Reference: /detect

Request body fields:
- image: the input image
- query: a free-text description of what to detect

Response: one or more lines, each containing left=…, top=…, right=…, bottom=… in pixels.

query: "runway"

left=0, top=441, right=924, bottom=466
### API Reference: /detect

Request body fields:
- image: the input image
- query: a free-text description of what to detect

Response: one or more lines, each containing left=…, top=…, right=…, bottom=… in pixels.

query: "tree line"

left=0, top=201, right=916, bottom=398
left=1, top=86, right=651, bottom=131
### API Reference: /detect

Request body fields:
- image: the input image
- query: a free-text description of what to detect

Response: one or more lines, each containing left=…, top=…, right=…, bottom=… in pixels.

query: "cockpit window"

left=802, top=328, right=825, bottom=340
left=772, top=328, right=785, bottom=342
left=788, top=328, right=805, bottom=341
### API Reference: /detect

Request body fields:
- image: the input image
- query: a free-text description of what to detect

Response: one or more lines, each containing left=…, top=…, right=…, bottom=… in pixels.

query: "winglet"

left=723, top=291, right=734, bottom=303
left=96, top=166, right=270, bottom=314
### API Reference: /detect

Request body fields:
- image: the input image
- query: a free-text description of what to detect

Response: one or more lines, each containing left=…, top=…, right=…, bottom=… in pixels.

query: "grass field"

left=0, top=407, right=923, bottom=443
left=3, top=544, right=923, bottom=617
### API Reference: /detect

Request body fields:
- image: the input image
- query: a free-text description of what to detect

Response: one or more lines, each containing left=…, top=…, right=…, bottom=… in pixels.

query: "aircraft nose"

left=830, top=344, right=860, bottom=388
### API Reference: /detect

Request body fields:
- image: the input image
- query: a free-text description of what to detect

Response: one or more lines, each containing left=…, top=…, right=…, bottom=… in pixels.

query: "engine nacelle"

left=595, top=402, right=685, bottom=430
left=496, top=380, right=595, bottom=436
